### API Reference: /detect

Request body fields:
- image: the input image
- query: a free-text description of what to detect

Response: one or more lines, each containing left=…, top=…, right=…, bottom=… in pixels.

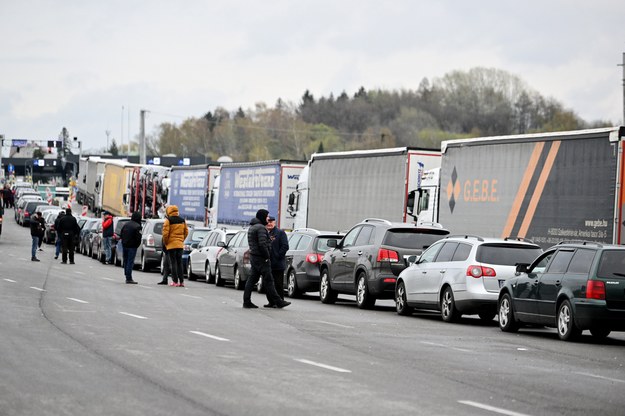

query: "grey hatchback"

left=136, top=218, right=165, bottom=272
left=319, top=218, right=450, bottom=309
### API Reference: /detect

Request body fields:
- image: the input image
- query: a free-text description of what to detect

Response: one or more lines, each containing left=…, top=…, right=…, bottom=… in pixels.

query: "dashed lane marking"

left=308, top=320, right=355, bottom=329
left=119, top=312, right=148, bottom=320
left=102, top=277, right=115, bottom=281
left=575, top=372, right=625, bottom=384
left=458, top=400, right=532, bottom=416
left=190, top=331, right=230, bottom=342
left=294, top=359, right=352, bottom=373
left=30, top=287, right=46, bottom=292
left=181, top=294, right=202, bottom=299
left=3, top=279, right=16, bottom=283
left=74, top=271, right=85, bottom=275
left=421, top=341, right=471, bottom=353
left=67, top=297, right=89, bottom=304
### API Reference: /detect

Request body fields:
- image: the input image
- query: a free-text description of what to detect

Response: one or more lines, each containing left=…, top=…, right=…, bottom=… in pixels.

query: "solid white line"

left=294, top=359, right=352, bottom=373
left=308, top=320, right=355, bottom=329
left=119, top=312, right=148, bottom=320
left=67, top=297, right=89, bottom=304
left=575, top=372, right=625, bottom=384
left=189, top=331, right=230, bottom=342
left=181, top=294, right=202, bottom=299
left=30, top=287, right=46, bottom=292
left=459, top=400, right=531, bottom=416
left=4, top=279, right=16, bottom=283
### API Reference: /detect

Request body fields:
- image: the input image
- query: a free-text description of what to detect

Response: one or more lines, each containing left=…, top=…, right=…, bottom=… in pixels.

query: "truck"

left=215, top=160, right=306, bottom=230
left=101, top=160, right=137, bottom=217
left=289, top=147, right=442, bottom=232
left=129, top=165, right=171, bottom=219
left=76, top=156, right=106, bottom=212
left=168, top=164, right=220, bottom=225
left=415, top=126, right=625, bottom=248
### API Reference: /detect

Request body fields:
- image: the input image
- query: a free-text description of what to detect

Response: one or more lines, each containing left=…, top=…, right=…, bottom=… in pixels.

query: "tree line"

left=138, top=67, right=611, bottom=162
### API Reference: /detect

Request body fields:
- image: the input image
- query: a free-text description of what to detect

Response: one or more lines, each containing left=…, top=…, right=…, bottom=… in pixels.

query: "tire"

left=286, top=269, right=301, bottom=298
left=205, top=262, right=214, bottom=284
left=319, top=268, right=337, bottom=304
left=141, top=253, right=149, bottom=272
left=257, top=277, right=264, bottom=293
left=440, top=286, right=460, bottom=322
left=115, top=250, right=121, bottom=267
left=187, top=261, right=197, bottom=281
left=233, top=267, right=243, bottom=290
left=215, top=263, right=224, bottom=286
left=557, top=299, right=581, bottom=341
left=589, top=327, right=611, bottom=339
left=498, top=293, right=519, bottom=332
left=395, top=280, right=413, bottom=316
left=356, top=272, right=376, bottom=309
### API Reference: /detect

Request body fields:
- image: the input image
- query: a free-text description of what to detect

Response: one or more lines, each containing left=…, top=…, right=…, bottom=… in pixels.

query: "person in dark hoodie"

left=53, top=211, right=65, bottom=260
left=265, top=216, right=289, bottom=305
left=29, top=211, right=44, bottom=261
left=243, top=209, right=290, bottom=309
left=120, top=211, right=142, bottom=284
left=57, top=208, right=80, bottom=264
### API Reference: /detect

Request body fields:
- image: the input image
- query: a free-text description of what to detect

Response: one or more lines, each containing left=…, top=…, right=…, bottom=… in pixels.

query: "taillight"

left=183, top=244, right=191, bottom=251
left=306, top=253, right=323, bottom=264
left=25, top=211, right=30, bottom=217
left=243, top=251, right=250, bottom=264
left=377, top=248, right=399, bottom=263
left=467, top=265, right=496, bottom=278
left=586, top=280, right=606, bottom=300
left=146, top=234, right=155, bottom=247
left=51, top=224, right=55, bottom=230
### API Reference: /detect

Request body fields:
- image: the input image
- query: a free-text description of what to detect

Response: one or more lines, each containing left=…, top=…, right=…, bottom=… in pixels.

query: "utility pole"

left=620, top=53, right=625, bottom=125
left=105, top=130, right=111, bottom=152
left=0, top=134, right=4, bottom=179
left=140, top=109, right=147, bottom=165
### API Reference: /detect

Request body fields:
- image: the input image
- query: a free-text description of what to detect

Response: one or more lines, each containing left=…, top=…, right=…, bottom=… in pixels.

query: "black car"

left=284, top=229, right=344, bottom=298
left=319, top=218, right=450, bottom=309
left=215, top=230, right=251, bottom=289
left=498, top=241, right=625, bottom=341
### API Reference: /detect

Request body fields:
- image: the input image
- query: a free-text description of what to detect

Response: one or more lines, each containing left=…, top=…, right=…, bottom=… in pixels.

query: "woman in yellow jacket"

left=162, top=205, right=189, bottom=287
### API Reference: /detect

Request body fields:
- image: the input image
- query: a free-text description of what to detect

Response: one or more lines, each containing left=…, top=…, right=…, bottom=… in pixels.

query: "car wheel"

left=115, top=250, right=121, bottom=267
left=257, top=277, right=264, bottom=293
left=319, top=268, right=337, bottom=304
left=215, top=263, right=224, bottom=286
left=205, top=261, right=214, bottom=284
left=141, top=253, right=150, bottom=272
left=233, top=267, right=243, bottom=290
left=441, top=286, right=460, bottom=322
left=286, top=269, right=300, bottom=298
left=395, top=280, right=413, bottom=316
left=356, top=272, right=376, bottom=309
left=498, top=294, right=519, bottom=332
left=187, top=261, right=197, bottom=280
left=589, top=327, right=611, bottom=339
left=160, top=255, right=165, bottom=272
left=557, top=299, right=581, bottom=341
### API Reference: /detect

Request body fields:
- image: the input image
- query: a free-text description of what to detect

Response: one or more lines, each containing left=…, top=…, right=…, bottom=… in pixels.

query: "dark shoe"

left=31, top=257, right=40, bottom=262
left=179, top=282, right=185, bottom=287
left=54, top=256, right=58, bottom=260
left=263, top=303, right=276, bottom=308
left=69, top=262, right=75, bottom=265
left=126, top=280, right=138, bottom=284
left=61, top=261, right=67, bottom=264
left=157, top=280, right=168, bottom=285
left=38, top=248, right=43, bottom=251
left=276, top=301, right=291, bottom=309
left=243, top=302, right=259, bottom=309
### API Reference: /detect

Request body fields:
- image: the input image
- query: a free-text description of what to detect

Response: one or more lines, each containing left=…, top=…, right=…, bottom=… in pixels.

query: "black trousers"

left=244, top=257, right=282, bottom=305
left=61, top=234, right=75, bottom=263
left=168, top=248, right=184, bottom=283
left=272, top=268, right=285, bottom=299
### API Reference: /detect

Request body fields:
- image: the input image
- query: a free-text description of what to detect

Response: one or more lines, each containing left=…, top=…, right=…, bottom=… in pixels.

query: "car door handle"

left=342, top=253, right=348, bottom=257
left=555, top=280, right=561, bottom=286
left=357, top=251, right=363, bottom=255
left=440, top=270, right=446, bottom=274
left=532, top=279, right=539, bottom=285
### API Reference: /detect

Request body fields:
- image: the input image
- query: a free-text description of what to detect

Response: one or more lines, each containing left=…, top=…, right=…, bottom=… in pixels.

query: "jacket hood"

left=166, top=205, right=179, bottom=217
left=131, top=211, right=142, bottom=223
left=255, top=209, right=269, bottom=226
left=250, top=217, right=262, bottom=226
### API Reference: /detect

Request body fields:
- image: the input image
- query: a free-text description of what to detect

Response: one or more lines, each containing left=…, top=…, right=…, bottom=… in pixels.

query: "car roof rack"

left=445, top=234, right=484, bottom=242
left=291, top=228, right=321, bottom=234
left=363, top=218, right=393, bottom=225
left=556, top=240, right=604, bottom=247
left=415, top=221, right=445, bottom=229
left=504, top=236, right=536, bottom=244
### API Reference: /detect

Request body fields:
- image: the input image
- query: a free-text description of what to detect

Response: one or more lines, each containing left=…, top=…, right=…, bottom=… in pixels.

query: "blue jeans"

left=55, top=238, right=62, bottom=257
left=103, top=236, right=112, bottom=263
left=31, top=236, right=39, bottom=258
left=123, top=247, right=138, bottom=281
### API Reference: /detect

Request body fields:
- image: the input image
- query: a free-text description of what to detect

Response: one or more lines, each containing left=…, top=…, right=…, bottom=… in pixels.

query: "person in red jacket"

left=102, top=212, right=114, bottom=264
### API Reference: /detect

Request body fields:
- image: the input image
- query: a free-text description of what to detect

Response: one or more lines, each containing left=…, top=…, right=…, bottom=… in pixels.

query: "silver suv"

left=395, top=235, right=542, bottom=322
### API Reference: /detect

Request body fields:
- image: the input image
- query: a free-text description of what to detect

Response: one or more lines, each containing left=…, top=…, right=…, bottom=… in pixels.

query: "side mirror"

left=217, top=241, right=226, bottom=248
left=515, top=263, right=530, bottom=274
left=406, top=190, right=416, bottom=216
left=191, top=242, right=199, bottom=249
left=406, top=255, right=418, bottom=266
left=326, top=239, right=337, bottom=248
left=288, top=193, right=295, bottom=205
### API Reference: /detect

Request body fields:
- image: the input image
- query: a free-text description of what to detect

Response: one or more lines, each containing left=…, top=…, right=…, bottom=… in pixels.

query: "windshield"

left=476, top=244, right=542, bottom=266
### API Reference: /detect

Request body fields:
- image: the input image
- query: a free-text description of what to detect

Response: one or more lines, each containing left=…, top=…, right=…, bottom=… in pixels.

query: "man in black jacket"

left=266, top=216, right=289, bottom=305
left=57, top=208, right=80, bottom=264
left=29, top=212, right=44, bottom=261
left=243, top=209, right=290, bottom=309
left=120, top=211, right=142, bottom=284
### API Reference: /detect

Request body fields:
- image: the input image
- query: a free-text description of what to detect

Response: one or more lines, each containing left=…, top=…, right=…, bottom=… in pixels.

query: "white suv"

left=395, top=235, right=542, bottom=322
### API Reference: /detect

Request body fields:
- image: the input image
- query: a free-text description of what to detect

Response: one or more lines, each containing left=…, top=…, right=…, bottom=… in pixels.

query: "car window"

left=354, top=225, right=374, bottom=246
left=434, top=242, right=459, bottom=262
left=597, top=250, right=625, bottom=279
left=153, top=223, right=164, bottom=234
left=476, top=244, right=543, bottom=266
left=567, top=249, right=596, bottom=274
left=289, top=234, right=303, bottom=250
left=383, top=229, right=448, bottom=250
left=205, top=233, right=217, bottom=247
left=225, top=233, right=236, bottom=244
left=419, top=242, right=444, bottom=264
left=191, top=229, right=210, bottom=242
left=239, top=233, right=249, bottom=248
left=546, top=250, right=575, bottom=274
left=342, top=226, right=361, bottom=248
left=452, top=243, right=472, bottom=261
left=295, top=235, right=313, bottom=251
left=230, top=232, right=244, bottom=247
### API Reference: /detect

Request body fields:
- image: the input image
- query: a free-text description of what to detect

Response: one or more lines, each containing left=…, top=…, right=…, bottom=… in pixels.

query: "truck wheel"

left=320, top=269, right=337, bottom=304
left=557, top=300, right=581, bottom=341
left=215, top=264, right=224, bottom=286
left=233, top=268, right=243, bottom=290
left=441, top=286, right=460, bottom=322
left=356, top=273, right=376, bottom=309
left=286, top=269, right=301, bottom=298
left=395, top=281, right=413, bottom=316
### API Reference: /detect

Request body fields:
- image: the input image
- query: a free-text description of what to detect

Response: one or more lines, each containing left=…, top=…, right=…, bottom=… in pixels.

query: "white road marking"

left=30, top=287, right=46, bottom=292
left=138, top=285, right=153, bottom=289
left=67, top=297, right=89, bottom=304
left=190, top=331, right=230, bottom=342
left=181, top=294, right=202, bottom=299
left=4, top=279, right=16, bottom=283
left=421, top=341, right=471, bottom=353
left=294, top=359, right=352, bottom=373
left=18, top=258, right=28, bottom=261
left=308, top=320, right=355, bottom=329
left=119, top=312, right=148, bottom=320
left=459, top=400, right=531, bottom=416
left=102, top=277, right=115, bottom=281
left=8, top=253, right=16, bottom=257
left=74, top=271, right=85, bottom=275
left=575, top=372, right=625, bottom=384
left=517, top=348, right=528, bottom=351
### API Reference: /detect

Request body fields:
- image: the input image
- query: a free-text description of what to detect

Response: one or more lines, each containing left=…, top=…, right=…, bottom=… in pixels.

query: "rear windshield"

left=115, top=219, right=129, bottom=233
left=476, top=244, right=542, bottom=266
left=382, top=229, right=448, bottom=250
left=316, top=236, right=343, bottom=253
left=153, top=223, right=164, bottom=234
left=597, top=250, right=625, bottom=279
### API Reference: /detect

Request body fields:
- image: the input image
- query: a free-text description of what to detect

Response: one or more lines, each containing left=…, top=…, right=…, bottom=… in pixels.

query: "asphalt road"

left=1, top=212, right=625, bottom=416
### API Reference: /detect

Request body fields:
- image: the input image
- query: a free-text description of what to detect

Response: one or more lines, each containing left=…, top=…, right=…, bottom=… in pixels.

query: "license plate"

left=498, top=280, right=505, bottom=289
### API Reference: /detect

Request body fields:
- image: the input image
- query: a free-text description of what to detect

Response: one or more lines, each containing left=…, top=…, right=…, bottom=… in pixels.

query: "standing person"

left=58, top=208, right=80, bottom=264
left=102, top=211, right=114, bottom=264
left=53, top=211, right=65, bottom=260
left=157, top=246, right=171, bottom=285
left=162, top=205, right=188, bottom=287
left=29, top=212, right=44, bottom=262
left=243, top=209, right=290, bottom=309
left=265, top=216, right=289, bottom=306
left=36, top=211, right=45, bottom=251
left=120, top=211, right=142, bottom=284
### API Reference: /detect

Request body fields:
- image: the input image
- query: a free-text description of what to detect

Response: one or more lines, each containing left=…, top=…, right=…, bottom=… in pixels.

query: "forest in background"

left=139, top=67, right=612, bottom=162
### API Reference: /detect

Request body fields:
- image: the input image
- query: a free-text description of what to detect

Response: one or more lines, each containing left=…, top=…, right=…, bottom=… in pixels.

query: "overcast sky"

left=1, top=0, right=624, bottom=154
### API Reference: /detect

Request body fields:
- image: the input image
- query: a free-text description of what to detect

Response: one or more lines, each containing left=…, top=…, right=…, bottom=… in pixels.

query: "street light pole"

left=620, top=52, right=625, bottom=126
